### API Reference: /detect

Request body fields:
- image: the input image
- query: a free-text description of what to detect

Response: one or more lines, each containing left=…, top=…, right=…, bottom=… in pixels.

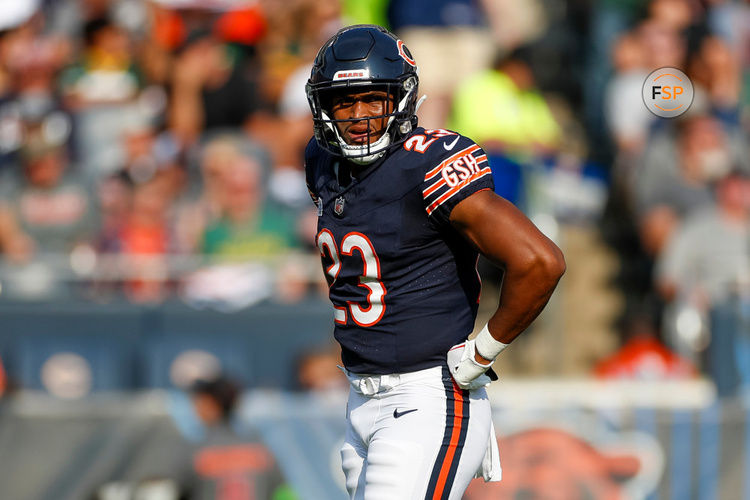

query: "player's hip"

left=343, top=364, right=490, bottom=421
left=342, top=364, right=446, bottom=396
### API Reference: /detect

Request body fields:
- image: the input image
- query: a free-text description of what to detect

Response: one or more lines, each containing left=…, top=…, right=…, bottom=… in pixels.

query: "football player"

left=305, top=25, right=565, bottom=500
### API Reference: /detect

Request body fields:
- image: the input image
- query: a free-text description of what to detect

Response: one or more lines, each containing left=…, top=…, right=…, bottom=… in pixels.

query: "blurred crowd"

left=591, top=0, right=750, bottom=396
left=0, top=0, right=333, bottom=307
left=0, top=0, right=748, bottom=394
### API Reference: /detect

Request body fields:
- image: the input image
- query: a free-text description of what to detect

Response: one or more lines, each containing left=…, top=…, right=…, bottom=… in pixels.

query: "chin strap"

left=415, top=94, right=427, bottom=114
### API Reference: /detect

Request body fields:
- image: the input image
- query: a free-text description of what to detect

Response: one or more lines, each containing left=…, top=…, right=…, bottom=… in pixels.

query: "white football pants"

left=340, top=365, right=498, bottom=500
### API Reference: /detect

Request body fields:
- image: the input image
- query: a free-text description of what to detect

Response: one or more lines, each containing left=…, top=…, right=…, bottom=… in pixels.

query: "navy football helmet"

left=306, top=25, right=420, bottom=164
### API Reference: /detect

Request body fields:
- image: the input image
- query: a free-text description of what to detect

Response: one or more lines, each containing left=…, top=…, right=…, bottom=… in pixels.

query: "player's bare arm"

left=449, top=189, right=566, bottom=368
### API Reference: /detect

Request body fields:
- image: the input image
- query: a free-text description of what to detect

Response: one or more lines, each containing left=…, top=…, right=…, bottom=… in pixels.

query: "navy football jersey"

left=305, top=127, right=494, bottom=375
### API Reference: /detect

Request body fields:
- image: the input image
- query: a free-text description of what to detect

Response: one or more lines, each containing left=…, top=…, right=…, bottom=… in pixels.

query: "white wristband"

left=474, top=324, right=508, bottom=361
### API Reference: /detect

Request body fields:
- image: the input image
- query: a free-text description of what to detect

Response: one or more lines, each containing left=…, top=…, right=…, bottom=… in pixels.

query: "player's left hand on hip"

left=447, top=339, right=493, bottom=390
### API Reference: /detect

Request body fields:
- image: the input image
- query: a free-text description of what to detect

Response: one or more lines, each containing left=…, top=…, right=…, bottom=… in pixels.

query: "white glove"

left=447, top=339, right=493, bottom=390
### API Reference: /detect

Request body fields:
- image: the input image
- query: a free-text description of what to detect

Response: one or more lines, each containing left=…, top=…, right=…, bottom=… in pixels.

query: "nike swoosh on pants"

left=393, top=408, right=418, bottom=418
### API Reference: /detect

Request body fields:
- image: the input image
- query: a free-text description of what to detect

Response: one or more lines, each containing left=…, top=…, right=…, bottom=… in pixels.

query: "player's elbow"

left=544, top=243, right=566, bottom=282
left=520, top=242, right=566, bottom=289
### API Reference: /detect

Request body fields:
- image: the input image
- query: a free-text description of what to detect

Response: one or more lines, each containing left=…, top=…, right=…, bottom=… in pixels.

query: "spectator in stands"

left=178, top=135, right=307, bottom=309
left=94, top=170, right=131, bottom=254
left=0, top=11, right=72, bottom=167
left=0, top=134, right=96, bottom=298
left=168, top=30, right=265, bottom=146
left=60, top=16, right=146, bottom=177
left=0, top=134, right=95, bottom=264
left=656, top=170, right=750, bottom=397
left=604, top=32, right=652, bottom=157
left=175, top=135, right=292, bottom=258
left=60, top=17, right=139, bottom=108
left=199, top=149, right=295, bottom=259
left=634, top=113, right=748, bottom=257
left=190, top=376, right=240, bottom=429
left=637, top=15, right=688, bottom=72
left=187, top=376, right=293, bottom=500
left=449, top=47, right=561, bottom=160
left=689, top=35, right=743, bottom=125
left=647, top=0, right=694, bottom=34
left=115, top=170, right=176, bottom=303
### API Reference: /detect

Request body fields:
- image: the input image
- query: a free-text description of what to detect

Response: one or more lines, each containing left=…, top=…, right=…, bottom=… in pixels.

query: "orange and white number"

left=316, top=229, right=340, bottom=285
left=341, top=232, right=386, bottom=327
left=403, top=128, right=455, bottom=153
left=316, top=230, right=386, bottom=327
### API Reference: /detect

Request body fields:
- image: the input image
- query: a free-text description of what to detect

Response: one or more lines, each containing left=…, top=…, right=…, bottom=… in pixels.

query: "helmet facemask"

left=307, top=77, right=418, bottom=164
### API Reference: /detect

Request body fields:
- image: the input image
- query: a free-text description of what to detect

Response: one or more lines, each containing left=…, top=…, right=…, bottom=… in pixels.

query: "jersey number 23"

left=316, top=229, right=386, bottom=327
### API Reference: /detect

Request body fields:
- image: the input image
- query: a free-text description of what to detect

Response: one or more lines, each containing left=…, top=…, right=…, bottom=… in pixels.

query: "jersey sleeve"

left=420, top=135, right=494, bottom=225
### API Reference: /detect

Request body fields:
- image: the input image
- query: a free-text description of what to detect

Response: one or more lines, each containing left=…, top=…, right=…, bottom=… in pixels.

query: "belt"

left=339, top=365, right=444, bottom=396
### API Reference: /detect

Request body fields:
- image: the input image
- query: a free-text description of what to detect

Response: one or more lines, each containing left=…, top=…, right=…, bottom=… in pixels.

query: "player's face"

left=330, top=89, right=394, bottom=146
